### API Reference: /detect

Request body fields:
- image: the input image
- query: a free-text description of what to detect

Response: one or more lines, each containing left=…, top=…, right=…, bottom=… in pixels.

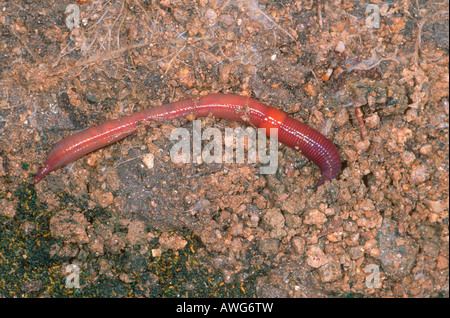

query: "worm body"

left=34, top=94, right=341, bottom=185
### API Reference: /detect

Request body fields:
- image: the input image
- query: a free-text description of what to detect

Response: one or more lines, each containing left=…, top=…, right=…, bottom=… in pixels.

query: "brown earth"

left=0, top=0, right=448, bottom=297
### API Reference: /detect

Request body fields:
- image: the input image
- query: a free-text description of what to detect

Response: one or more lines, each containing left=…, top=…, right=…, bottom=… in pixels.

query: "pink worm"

left=34, top=93, right=341, bottom=185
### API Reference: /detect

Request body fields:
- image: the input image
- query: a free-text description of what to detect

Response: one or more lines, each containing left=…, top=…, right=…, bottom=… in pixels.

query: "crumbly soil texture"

left=0, top=0, right=448, bottom=297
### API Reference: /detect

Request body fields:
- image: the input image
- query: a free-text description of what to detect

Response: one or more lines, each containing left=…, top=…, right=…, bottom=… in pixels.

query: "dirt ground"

left=0, top=0, right=448, bottom=298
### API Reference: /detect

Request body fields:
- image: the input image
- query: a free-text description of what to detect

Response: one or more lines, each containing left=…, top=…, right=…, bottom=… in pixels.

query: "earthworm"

left=34, top=93, right=341, bottom=185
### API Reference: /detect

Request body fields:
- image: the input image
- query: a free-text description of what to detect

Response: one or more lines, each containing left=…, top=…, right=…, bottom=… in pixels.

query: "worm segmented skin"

left=34, top=93, right=341, bottom=185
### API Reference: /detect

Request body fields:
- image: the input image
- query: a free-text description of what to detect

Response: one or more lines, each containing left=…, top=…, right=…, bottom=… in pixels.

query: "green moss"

left=21, top=162, right=29, bottom=171
left=142, top=228, right=266, bottom=297
left=0, top=184, right=62, bottom=297
left=1, top=185, right=267, bottom=297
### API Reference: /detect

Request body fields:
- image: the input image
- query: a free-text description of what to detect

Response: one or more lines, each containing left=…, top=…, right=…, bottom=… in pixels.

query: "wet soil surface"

left=0, top=0, right=448, bottom=297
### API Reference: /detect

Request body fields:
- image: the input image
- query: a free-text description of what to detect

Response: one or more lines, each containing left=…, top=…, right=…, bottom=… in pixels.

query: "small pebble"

left=95, top=191, right=114, bottom=208
left=291, top=236, right=306, bottom=254
left=425, top=200, right=446, bottom=215
left=402, top=151, right=416, bottom=166
left=419, top=144, right=432, bottom=155
left=335, top=40, right=345, bottom=53
left=355, top=140, right=370, bottom=152
left=159, top=232, right=188, bottom=251
left=303, top=209, right=327, bottom=225
left=321, top=68, right=333, bottom=82
left=151, top=248, right=162, bottom=257
left=86, top=93, right=98, bottom=104
left=319, top=259, right=342, bottom=283
left=86, top=153, right=98, bottom=167
left=334, top=108, right=349, bottom=127
left=177, top=67, right=195, bottom=87
left=365, top=113, right=380, bottom=128
left=204, top=8, right=217, bottom=25
left=142, top=153, right=154, bottom=169
left=302, top=83, right=317, bottom=97
left=410, top=164, right=430, bottom=185
left=436, top=255, right=449, bottom=270
left=306, top=245, right=328, bottom=268
left=220, top=14, right=233, bottom=28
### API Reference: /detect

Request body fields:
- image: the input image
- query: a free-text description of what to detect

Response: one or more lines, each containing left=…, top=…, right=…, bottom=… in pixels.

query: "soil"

left=0, top=0, right=448, bottom=298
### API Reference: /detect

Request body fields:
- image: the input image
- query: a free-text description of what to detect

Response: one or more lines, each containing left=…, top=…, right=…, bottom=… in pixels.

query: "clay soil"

left=0, top=0, right=448, bottom=297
